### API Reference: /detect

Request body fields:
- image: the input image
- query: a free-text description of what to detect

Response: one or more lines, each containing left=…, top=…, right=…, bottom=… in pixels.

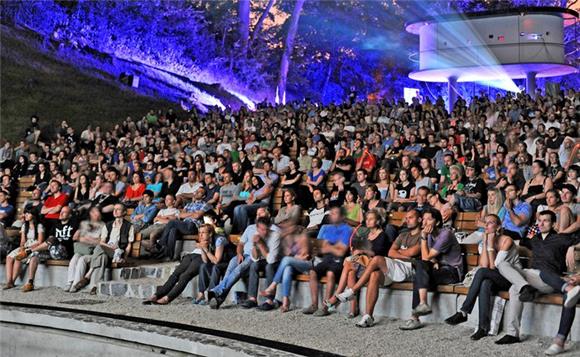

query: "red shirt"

left=125, top=184, right=145, bottom=200
left=44, top=193, right=69, bottom=220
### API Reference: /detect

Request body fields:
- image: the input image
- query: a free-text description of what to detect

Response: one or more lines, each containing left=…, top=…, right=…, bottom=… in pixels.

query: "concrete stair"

left=98, top=262, right=183, bottom=299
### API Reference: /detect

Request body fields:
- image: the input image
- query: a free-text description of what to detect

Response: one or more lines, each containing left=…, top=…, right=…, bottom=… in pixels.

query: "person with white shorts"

left=334, top=209, right=423, bottom=327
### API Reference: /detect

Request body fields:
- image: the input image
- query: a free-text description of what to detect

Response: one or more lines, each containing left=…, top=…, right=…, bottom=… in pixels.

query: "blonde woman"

left=463, top=188, right=505, bottom=244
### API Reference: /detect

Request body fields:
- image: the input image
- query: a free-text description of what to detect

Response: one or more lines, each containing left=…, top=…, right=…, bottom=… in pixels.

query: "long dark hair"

left=24, top=211, right=40, bottom=242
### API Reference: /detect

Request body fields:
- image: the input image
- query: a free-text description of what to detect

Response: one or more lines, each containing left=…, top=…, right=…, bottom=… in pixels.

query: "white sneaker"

left=63, top=282, right=72, bottom=292
left=413, top=303, right=432, bottom=316
left=563, top=286, right=580, bottom=308
left=355, top=314, right=375, bottom=328
left=544, top=343, right=564, bottom=355
left=336, top=288, right=354, bottom=303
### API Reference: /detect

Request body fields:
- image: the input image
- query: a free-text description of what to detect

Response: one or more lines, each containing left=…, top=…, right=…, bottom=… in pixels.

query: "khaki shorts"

left=384, top=258, right=414, bottom=286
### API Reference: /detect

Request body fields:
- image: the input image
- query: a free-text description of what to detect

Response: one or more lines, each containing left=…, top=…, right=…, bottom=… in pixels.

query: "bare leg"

left=347, top=270, right=359, bottom=315
left=324, top=271, right=336, bottom=302
left=5, top=257, right=14, bottom=284
left=365, top=270, right=385, bottom=317
left=28, top=257, right=39, bottom=282
left=308, top=270, right=319, bottom=308
left=351, top=256, right=388, bottom=293
left=334, top=260, right=353, bottom=296
left=419, top=288, right=428, bottom=305
left=12, top=260, right=22, bottom=283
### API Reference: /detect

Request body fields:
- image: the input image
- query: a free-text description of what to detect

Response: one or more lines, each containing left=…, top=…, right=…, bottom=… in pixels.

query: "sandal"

left=280, top=305, right=290, bottom=313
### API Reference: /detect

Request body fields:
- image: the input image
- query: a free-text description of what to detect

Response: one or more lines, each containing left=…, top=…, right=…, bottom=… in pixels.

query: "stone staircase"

left=98, top=262, right=185, bottom=299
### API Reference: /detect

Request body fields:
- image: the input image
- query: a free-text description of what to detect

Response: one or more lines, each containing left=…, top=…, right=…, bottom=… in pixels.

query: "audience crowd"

left=1, top=89, right=580, bottom=355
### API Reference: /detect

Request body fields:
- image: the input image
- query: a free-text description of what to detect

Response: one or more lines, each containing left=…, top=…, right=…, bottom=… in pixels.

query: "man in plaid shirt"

left=153, top=187, right=212, bottom=260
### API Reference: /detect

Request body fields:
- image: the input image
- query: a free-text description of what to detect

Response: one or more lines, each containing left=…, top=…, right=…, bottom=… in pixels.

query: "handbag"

left=74, top=242, right=95, bottom=256
left=462, top=266, right=481, bottom=288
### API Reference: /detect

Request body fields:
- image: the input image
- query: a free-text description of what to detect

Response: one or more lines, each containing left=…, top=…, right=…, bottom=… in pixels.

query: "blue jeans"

left=211, top=255, right=252, bottom=297
left=157, top=220, right=197, bottom=259
left=232, top=203, right=267, bottom=233
left=272, top=256, right=313, bottom=298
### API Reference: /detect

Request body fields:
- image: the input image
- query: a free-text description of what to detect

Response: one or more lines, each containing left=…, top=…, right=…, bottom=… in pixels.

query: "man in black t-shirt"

left=16, top=206, right=78, bottom=262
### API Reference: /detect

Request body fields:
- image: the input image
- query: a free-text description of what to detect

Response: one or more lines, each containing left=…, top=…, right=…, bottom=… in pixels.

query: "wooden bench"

left=45, top=259, right=134, bottom=268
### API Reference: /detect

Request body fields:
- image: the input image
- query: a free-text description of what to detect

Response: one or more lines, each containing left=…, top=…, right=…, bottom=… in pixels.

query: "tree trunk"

left=277, top=0, right=305, bottom=104
left=251, top=0, right=276, bottom=43
left=239, top=0, right=250, bottom=57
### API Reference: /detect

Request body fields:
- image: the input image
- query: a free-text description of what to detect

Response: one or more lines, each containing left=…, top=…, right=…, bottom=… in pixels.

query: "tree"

left=251, top=0, right=276, bottom=43
left=239, top=0, right=250, bottom=57
left=277, top=0, right=305, bottom=104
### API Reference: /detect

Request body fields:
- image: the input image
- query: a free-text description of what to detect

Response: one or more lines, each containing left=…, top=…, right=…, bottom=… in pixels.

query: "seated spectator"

left=106, top=168, right=126, bottom=198
left=215, top=171, right=240, bottom=221
left=496, top=162, right=525, bottom=192
left=208, top=207, right=271, bottom=309
left=445, top=214, right=519, bottom=340
left=232, top=175, right=272, bottom=234
left=175, top=170, right=202, bottom=204
left=11, top=187, right=42, bottom=229
left=501, top=183, right=533, bottom=240
left=351, top=169, right=369, bottom=198
left=495, top=211, right=580, bottom=345
left=73, top=203, right=134, bottom=294
left=306, top=188, right=328, bottom=235
left=240, top=218, right=281, bottom=310
left=362, top=184, right=387, bottom=212
left=143, top=224, right=226, bottom=305
left=153, top=187, right=211, bottom=260
left=427, top=193, right=454, bottom=227
left=4, top=207, right=44, bottom=291
left=390, top=169, right=415, bottom=211
left=122, top=172, right=146, bottom=208
left=66, top=207, right=104, bottom=292
left=129, top=190, right=158, bottom=232
left=543, top=273, right=580, bottom=355
left=464, top=188, right=505, bottom=244
left=521, top=160, right=553, bottom=213
left=40, top=179, right=69, bottom=233
left=408, top=186, right=431, bottom=214
left=332, top=209, right=422, bottom=327
left=15, top=206, right=78, bottom=292
left=448, top=161, right=485, bottom=212
left=375, top=167, right=391, bottom=201
left=302, top=206, right=352, bottom=315
left=146, top=172, right=164, bottom=198
left=344, top=188, right=363, bottom=227
left=410, top=165, right=432, bottom=190
left=0, top=190, right=15, bottom=230
left=440, top=165, right=464, bottom=199
left=273, top=189, right=302, bottom=234
left=140, top=195, right=179, bottom=252
left=259, top=230, right=312, bottom=312
left=159, top=167, right=180, bottom=199
left=306, top=157, right=326, bottom=193
left=400, top=208, right=463, bottom=331
left=71, top=174, right=91, bottom=207
left=316, top=209, right=389, bottom=317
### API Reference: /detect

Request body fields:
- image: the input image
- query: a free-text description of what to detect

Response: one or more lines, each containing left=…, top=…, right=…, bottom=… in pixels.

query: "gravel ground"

left=1, top=287, right=577, bottom=357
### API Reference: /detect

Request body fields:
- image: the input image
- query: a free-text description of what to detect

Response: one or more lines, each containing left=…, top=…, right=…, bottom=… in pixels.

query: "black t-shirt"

left=52, top=219, right=79, bottom=258
left=335, top=157, right=355, bottom=178
left=396, top=181, right=414, bottom=199
left=463, top=177, right=487, bottom=203
left=160, top=180, right=180, bottom=198
left=546, top=136, right=564, bottom=150
left=351, top=229, right=390, bottom=257
left=421, top=146, right=439, bottom=159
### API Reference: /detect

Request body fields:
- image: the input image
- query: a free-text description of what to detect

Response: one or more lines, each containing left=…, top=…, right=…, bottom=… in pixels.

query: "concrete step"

left=98, top=276, right=198, bottom=299
left=114, top=262, right=178, bottom=281
left=98, top=278, right=158, bottom=299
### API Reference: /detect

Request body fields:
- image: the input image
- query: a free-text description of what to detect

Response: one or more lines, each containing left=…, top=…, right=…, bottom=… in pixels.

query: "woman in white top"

left=445, top=214, right=519, bottom=340
left=4, top=208, right=44, bottom=291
